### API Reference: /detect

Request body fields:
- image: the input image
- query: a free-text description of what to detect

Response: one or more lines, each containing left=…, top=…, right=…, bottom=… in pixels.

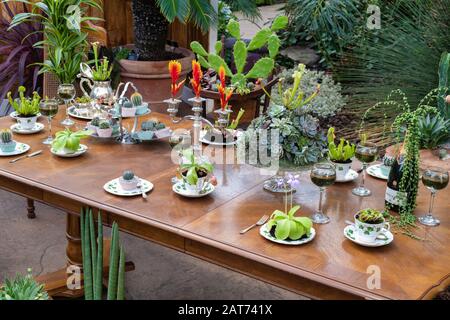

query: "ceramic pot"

left=0, top=141, right=16, bottom=153
left=119, top=177, right=139, bottom=191
left=354, top=213, right=390, bottom=243
left=16, top=115, right=38, bottom=130
left=331, top=160, right=352, bottom=181
left=135, top=103, right=150, bottom=115
left=182, top=176, right=207, bottom=193
left=97, top=128, right=113, bottom=138
left=155, top=127, right=171, bottom=139
left=137, top=131, right=154, bottom=140
left=86, top=122, right=98, bottom=133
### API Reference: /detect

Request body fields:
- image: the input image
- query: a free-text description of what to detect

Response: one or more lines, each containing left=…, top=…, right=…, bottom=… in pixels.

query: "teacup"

left=354, top=213, right=390, bottom=243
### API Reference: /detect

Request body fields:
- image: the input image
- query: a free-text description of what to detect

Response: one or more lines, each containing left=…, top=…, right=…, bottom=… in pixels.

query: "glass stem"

left=48, top=117, right=52, bottom=140
left=427, top=190, right=436, bottom=217
left=65, top=100, right=69, bottom=118
left=360, top=163, right=367, bottom=188
left=318, top=187, right=324, bottom=214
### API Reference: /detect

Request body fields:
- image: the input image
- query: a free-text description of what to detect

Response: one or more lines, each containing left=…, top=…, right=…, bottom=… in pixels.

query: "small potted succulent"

left=131, top=92, right=149, bottom=115
left=354, top=208, right=390, bottom=243
left=87, top=116, right=101, bottom=133
left=121, top=101, right=137, bottom=117
left=52, top=129, right=93, bottom=154
left=119, top=170, right=139, bottom=191
left=327, top=127, right=356, bottom=180
left=266, top=205, right=313, bottom=241
left=97, top=120, right=113, bottom=138
left=7, top=86, right=41, bottom=130
left=178, top=149, right=214, bottom=193
left=0, top=129, right=16, bottom=153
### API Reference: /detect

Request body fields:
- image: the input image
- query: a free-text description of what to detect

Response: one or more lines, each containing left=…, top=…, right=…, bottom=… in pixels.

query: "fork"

left=240, top=215, right=269, bottom=234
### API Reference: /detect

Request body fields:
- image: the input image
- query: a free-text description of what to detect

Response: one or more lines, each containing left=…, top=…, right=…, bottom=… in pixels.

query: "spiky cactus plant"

left=99, top=121, right=111, bottom=129
left=131, top=92, right=143, bottom=107
left=357, top=209, right=384, bottom=224
left=1, top=129, right=13, bottom=143
left=122, top=170, right=135, bottom=181
left=80, top=208, right=125, bottom=300
left=123, top=101, right=133, bottom=109
left=141, top=121, right=155, bottom=131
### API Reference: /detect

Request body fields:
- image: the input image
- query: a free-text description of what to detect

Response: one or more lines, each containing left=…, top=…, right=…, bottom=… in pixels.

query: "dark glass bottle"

left=385, top=153, right=407, bottom=212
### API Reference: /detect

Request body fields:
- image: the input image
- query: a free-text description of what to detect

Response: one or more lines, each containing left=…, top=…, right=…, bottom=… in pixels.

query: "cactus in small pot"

left=121, top=101, right=137, bottom=117
left=0, top=129, right=17, bottom=153
left=141, top=121, right=156, bottom=131
left=96, top=120, right=113, bottom=138
left=119, top=170, right=138, bottom=190
left=155, top=122, right=166, bottom=130
left=131, top=92, right=143, bottom=107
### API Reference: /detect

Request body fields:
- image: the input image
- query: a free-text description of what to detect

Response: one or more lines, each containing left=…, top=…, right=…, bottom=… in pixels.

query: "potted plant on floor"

left=7, top=86, right=41, bottom=130
left=0, top=269, right=49, bottom=300
left=327, top=127, right=356, bottom=181
left=190, top=16, right=288, bottom=125
left=118, top=0, right=217, bottom=111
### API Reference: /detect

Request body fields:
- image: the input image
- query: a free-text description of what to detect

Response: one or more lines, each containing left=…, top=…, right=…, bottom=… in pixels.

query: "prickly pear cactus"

left=122, top=170, right=135, bottom=181
left=131, top=92, right=143, bottom=107
left=357, top=209, right=384, bottom=224
left=0, top=129, right=13, bottom=143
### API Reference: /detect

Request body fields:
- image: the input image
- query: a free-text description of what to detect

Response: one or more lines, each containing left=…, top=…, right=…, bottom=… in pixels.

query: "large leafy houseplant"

left=8, top=0, right=101, bottom=84
left=0, top=1, right=42, bottom=101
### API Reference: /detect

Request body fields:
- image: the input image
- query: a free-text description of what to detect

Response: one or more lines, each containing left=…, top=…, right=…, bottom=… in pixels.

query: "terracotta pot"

left=119, top=46, right=195, bottom=113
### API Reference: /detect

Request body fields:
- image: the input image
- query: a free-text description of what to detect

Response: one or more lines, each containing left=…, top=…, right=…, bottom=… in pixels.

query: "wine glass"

left=352, top=142, right=378, bottom=197
left=39, top=99, right=59, bottom=145
left=58, top=83, right=76, bottom=126
left=418, top=167, right=449, bottom=227
left=310, top=163, right=336, bottom=224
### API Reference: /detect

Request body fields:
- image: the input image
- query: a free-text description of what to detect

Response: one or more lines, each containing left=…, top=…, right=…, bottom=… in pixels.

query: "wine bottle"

left=385, top=151, right=407, bottom=212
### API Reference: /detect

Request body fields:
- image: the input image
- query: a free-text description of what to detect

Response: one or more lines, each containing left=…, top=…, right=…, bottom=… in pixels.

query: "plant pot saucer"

left=259, top=223, right=316, bottom=245
left=0, top=142, right=30, bottom=156
left=10, top=122, right=44, bottom=134
left=344, top=225, right=393, bottom=247
left=104, top=177, right=153, bottom=197
left=51, top=144, right=88, bottom=158
left=172, top=181, right=214, bottom=198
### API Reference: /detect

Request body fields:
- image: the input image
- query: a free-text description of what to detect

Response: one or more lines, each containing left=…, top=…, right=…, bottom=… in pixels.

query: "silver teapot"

left=78, top=63, right=114, bottom=104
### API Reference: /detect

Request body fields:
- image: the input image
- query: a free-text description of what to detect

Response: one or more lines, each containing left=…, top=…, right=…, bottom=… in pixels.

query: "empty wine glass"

left=352, top=142, right=378, bottom=197
left=58, top=83, right=76, bottom=126
left=39, top=99, right=59, bottom=145
left=418, top=167, right=449, bottom=227
left=310, top=163, right=336, bottom=224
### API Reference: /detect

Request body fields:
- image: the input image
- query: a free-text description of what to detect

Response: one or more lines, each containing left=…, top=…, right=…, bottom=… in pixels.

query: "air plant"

left=0, top=1, right=43, bottom=102
left=168, top=60, right=185, bottom=100
left=190, top=60, right=203, bottom=98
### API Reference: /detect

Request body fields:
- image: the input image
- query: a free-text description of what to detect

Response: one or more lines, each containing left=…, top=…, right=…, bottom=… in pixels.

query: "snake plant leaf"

left=94, top=212, right=103, bottom=300
left=83, top=211, right=93, bottom=300
left=267, top=34, right=280, bottom=59
left=245, top=57, right=274, bottom=79
left=271, top=15, right=288, bottom=31
left=107, top=223, right=119, bottom=300
left=247, top=28, right=271, bottom=51
left=190, top=41, right=209, bottom=57
left=208, top=54, right=233, bottom=76
left=186, top=166, right=199, bottom=185
left=117, top=245, right=125, bottom=300
left=288, top=220, right=305, bottom=240
left=233, top=40, right=247, bottom=74
left=227, top=19, right=241, bottom=40
left=274, top=219, right=290, bottom=240
left=214, top=41, right=222, bottom=56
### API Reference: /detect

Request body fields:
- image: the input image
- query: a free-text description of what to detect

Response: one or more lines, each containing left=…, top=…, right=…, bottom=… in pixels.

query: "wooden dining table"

left=0, top=108, right=448, bottom=300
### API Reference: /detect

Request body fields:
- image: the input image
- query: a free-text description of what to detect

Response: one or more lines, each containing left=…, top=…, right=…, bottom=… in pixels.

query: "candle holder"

left=214, top=108, right=232, bottom=132
left=165, top=97, right=215, bottom=155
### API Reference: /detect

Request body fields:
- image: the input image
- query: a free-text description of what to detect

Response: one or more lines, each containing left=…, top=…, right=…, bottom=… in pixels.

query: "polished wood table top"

left=0, top=109, right=448, bottom=300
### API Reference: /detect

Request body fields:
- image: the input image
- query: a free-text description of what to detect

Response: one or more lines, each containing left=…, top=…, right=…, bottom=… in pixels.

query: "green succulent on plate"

left=52, top=129, right=93, bottom=152
left=266, top=205, right=312, bottom=241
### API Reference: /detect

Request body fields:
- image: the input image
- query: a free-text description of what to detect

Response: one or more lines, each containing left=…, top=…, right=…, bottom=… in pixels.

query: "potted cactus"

left=119, top=170, right=139, bottom=191
left=87, top=116, right=101, bottom=133
left=0, top=129, right=17, bottom=153
left=190, top=16, right=288, bottom=125
left=7, top=86, right=41, bottom=130
left=97, top=121, right=113, bottom=138
left=131, top=92, right=149, bottom=115
left=121, top=101, right=137, bottom=118
left=327, top=127, right=356, bottom=180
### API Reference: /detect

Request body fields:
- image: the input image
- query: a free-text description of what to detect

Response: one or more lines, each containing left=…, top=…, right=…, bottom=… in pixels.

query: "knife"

left=9, top=150, right=43, bottom=163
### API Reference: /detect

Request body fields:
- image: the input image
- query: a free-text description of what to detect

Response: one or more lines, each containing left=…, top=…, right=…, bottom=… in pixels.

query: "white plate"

left=10, top=122, right=45, bottom=134
left=51, top=144, right=88, bottom=158
left=172, top=181, right=215, bottom=198
left=68, top=105, right=117, bottom=120
left=259, top=223, right=316, bottom=245
left=103, top=177, right=154, bottom=197
left=367, top=164, right=389, bottom=180
left=335, top=169, right=359, bottom=183
left=10, top=111, right=41, bottom=119
left=344, top=225, right=393, bottom=247
left=200, top=129, right=243, bottom=146
left=0, top=142, right=30, bottom=156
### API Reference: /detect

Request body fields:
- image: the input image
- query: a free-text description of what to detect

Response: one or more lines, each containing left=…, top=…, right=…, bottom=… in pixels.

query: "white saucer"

left=199, top=129, right=243, bottom=146
left=103, top=177, right=154, bottom=197
left=0, top=142, right=30, bottom=156
left=344, top=225, right=393, bottom=247
left=50, top=144, right=88, bottom=158
left=335, top=169, right=359, bottom=183
left=10, top=122, right=45, bottom=134
left=367, top=164, right=389, bottom=180
left=172, top=181, right=215, bottom=198
left=10, top=111, right=41, bottom=119
left=259, top=223, right=316, bottom=245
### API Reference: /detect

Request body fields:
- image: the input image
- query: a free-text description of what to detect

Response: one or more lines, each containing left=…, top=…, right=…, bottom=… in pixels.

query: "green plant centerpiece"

left=177, top=148, right=214, bottom=193
left=51, top=128, right=92, bottom=154
left=327, top=127, right=356, bottom=181
left=0, top=269, right=49, bottom=300
left=0, top=129, right=16, bottom=153
left=7, top=86, right=41, bottom=130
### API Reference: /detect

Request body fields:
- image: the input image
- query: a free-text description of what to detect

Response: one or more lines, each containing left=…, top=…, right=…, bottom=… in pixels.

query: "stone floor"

left=0, top=189, right=307, bottom=300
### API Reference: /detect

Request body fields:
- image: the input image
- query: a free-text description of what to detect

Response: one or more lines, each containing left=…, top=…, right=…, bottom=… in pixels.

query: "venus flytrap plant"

left=91, top=42, right=113, bottom=81
left=327, top=127, right=355, bottom=163
left=7, top=86, right=41, bottom=117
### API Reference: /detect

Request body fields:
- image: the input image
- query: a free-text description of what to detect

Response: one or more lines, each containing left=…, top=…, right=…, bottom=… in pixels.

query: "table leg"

left=66, top=212, right=83, bottom=267
left=26, top=198, right=36, bottom=219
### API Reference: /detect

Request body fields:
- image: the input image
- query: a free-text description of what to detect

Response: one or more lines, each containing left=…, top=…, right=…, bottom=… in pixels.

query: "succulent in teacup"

left=123, top=101, right=133, bottom=109
left=1, top=129, right=13, bottom=144
left=122, top=170, right=135, bottom=181
left=131, top=92, right=143, bottom=107
left=91, top=117, right=101, bottom=127
left=356, top=208, right=385, bottom=224
left=99, top=120, right=111, bottom=129
left=7, top=86, right=41, bottom=117
left=141, top=121, right=156, bottom=131
left=267, top=205, right=312, bottom=241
